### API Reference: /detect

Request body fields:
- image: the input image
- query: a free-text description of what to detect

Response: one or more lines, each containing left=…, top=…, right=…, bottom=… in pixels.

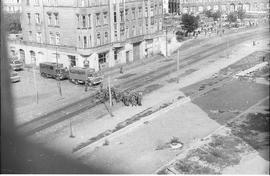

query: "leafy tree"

left=3, top=12, right=22, bottom=34
left=181, top=14, right=199, bottom=35
left=204, top=10, right=213, bottom=18
left=227, top=12, right=237, bottom=23
left=212, top=11, right=222, bottom=21
left=237, top=9, right=246, bottom=21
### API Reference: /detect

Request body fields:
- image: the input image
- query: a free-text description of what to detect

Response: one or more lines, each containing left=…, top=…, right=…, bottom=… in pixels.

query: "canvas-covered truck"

left=39, top=62, right=69, bottom=80
left=69, top=67, right=103, bottom=86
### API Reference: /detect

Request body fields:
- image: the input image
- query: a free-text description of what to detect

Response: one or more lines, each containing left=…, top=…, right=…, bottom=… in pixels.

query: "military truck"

left=69, top=67, right=103, bottom=86
left=39, top=62, right=69, bottom=80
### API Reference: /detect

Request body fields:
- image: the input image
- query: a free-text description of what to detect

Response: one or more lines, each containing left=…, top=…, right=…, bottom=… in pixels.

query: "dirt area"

left=159, top=98, right=269, bottom=174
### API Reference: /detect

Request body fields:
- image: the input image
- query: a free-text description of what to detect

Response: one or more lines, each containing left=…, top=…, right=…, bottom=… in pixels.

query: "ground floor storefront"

left=8, top=35, right=165, bottom=71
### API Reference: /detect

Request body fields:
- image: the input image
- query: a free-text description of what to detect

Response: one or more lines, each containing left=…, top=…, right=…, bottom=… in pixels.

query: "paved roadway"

left=17, top=27, right=269, bottom=137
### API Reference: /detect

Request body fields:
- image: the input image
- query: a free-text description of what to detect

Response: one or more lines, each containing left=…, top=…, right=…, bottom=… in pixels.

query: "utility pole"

left=177, top=49, right=180, bottom=83
left=108, top=76, right=112, bottom=107
left=69, top=118, right=75, bottom=138
left=56, top=47, right=62, bottom=97
left=32, top=57, right=39, bottom=104
left=166, top=24, right=168, bottom=57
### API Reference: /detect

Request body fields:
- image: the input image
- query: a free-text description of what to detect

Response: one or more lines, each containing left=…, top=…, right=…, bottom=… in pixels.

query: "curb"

left=74, top=96, right=191, bottom=157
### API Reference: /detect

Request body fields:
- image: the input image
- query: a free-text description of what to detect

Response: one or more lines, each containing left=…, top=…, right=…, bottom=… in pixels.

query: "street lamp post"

left=32, top=57, right=39, bottom=104
left=56, top=47, right=62, bottom=97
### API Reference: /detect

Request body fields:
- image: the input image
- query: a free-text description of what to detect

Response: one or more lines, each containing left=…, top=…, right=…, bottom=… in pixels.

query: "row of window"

left=27, top=12, right=59, bottom=26
left=49, top=32, right=60, bottom=45
left=27, top=13, right=41, bottom=25
left=28, top=31, right=42, bottom=43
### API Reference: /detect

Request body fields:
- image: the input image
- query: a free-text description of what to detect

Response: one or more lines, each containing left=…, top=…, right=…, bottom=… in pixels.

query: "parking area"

left=11, top=68, right=97, bottom=109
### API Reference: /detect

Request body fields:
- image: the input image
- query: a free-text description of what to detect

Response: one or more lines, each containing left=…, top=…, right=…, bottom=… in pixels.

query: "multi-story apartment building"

left=179, top=0, right=270, bottom=14
left=168, top=0, right=180, bottom=14
left=9, top=0, right=164, bottom=71
left=2, top=0, right=22, bottom=13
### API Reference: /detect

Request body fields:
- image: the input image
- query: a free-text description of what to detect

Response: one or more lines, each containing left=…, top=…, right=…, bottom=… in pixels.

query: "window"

left=125, top=9, right=129, bottom=21
left=89, top=35, right=92, bottom=47
left=83, top=36, right=87, bottom=48
left=35, top=0, right=39, bottom=5
left=29, top=31, right=32, bottom=41
left=132, top=25, right=136, bottom=36
left=36, top=32, right=42, bottom=43
left=27, top=13, right=31, bottom=24
left=145, top=7, right=148, bottom=17
left=132, top=8, right=136, bottom=20
left=82, top=15, right=86, bottom=28
left=114, top=50, right=118, bottom=60
left=126, top=25, right=129, bottom=38
left=98, top=53, right=106, bottom=64
left=138, top=7, right=142, bottom=18
left=35, top=13, right=40, bottom=24
left=81, top=0, right=86, bottom=7
left=151, top=16, right=154, bottom=25
left=103, top=12, right=108, bottom=25
left=55, top=33, right=60, bottom=45
left=114, top=12, right=117, bottom=23
left=104, top=32, right=108, bottom=43
left=26, top=0, right=30, bottom=5
left=96, top=13, right=100, bottom=26
left=48, top=14, right=52, bottom=25
left=97, top=33, right=101, bottom=45
left=49, top=32, right=54, bottom=44
left=120, top=10, right=124, bottom=22
left=54, top=13, right=59, bottom=26
left=76, top=14, right=80, bottom=28
left=88, top=14, right=91, bottom=27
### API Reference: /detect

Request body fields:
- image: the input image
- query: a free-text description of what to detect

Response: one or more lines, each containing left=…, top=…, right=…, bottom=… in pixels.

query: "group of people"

left=96, top=87, right=143, bottom=107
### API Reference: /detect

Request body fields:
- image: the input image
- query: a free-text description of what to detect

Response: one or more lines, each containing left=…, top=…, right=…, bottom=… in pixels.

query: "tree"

left=181, top=14, right=199, bottom=36
left=3, top=12, right=22, bottom=34
left=212, top=10, right=221, bottom=21
left=204, top=9, right=213, bottom=18
left=237, top=9, right=246, bottom=21
left=227, top=12, right=237, bottom=23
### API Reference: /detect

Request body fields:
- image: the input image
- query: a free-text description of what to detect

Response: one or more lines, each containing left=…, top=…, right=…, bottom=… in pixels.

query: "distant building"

left=2, top=0, right=22, bottom=13
left=8, top=0, right=164, bottom=71
left=179, top=0, right=269, bottom=14
left=163, top=0, right=169, bottom=14
left=168, top=0, right=180, bottom=14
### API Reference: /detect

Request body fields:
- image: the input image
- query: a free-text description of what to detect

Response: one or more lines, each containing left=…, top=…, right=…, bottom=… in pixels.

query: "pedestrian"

left=137, top=92, right=142, bottom=106
left=253, top=41, right=256, bottom=46
left=84, top=80, right=88, bottom=92
left=120, top=66, right=123, bottom=74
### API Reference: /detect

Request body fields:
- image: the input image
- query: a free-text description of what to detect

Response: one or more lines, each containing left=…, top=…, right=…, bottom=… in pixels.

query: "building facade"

left=179, top=0, right=270, bottom=14
left=168, top=0, right=180, bottom=14
left=9, top=0, right=164, bottom=71
left=2, top=0, right=22, bottom=13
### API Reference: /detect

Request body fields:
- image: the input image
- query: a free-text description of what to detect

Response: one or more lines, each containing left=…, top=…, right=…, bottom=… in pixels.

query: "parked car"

left=10, top=71, right=21, bottom=83
left=40, top=62, right=69, bottom=80
left=10, top=60, right=24, bottom=71
left=69, top=67, right=103, bottom=86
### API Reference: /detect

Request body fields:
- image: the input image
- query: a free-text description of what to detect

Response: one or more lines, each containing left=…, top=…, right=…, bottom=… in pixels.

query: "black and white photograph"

left=1, top=0, right=269, bottom=174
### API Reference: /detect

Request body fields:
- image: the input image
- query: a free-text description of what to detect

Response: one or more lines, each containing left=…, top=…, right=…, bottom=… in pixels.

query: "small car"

left=10, top=60, right=24, bottom=71
left=10, top=71, right=21, bottom=83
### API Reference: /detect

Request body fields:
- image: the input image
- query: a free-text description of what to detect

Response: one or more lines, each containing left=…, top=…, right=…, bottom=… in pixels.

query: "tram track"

left=17, top=29, right=269, bottom=137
